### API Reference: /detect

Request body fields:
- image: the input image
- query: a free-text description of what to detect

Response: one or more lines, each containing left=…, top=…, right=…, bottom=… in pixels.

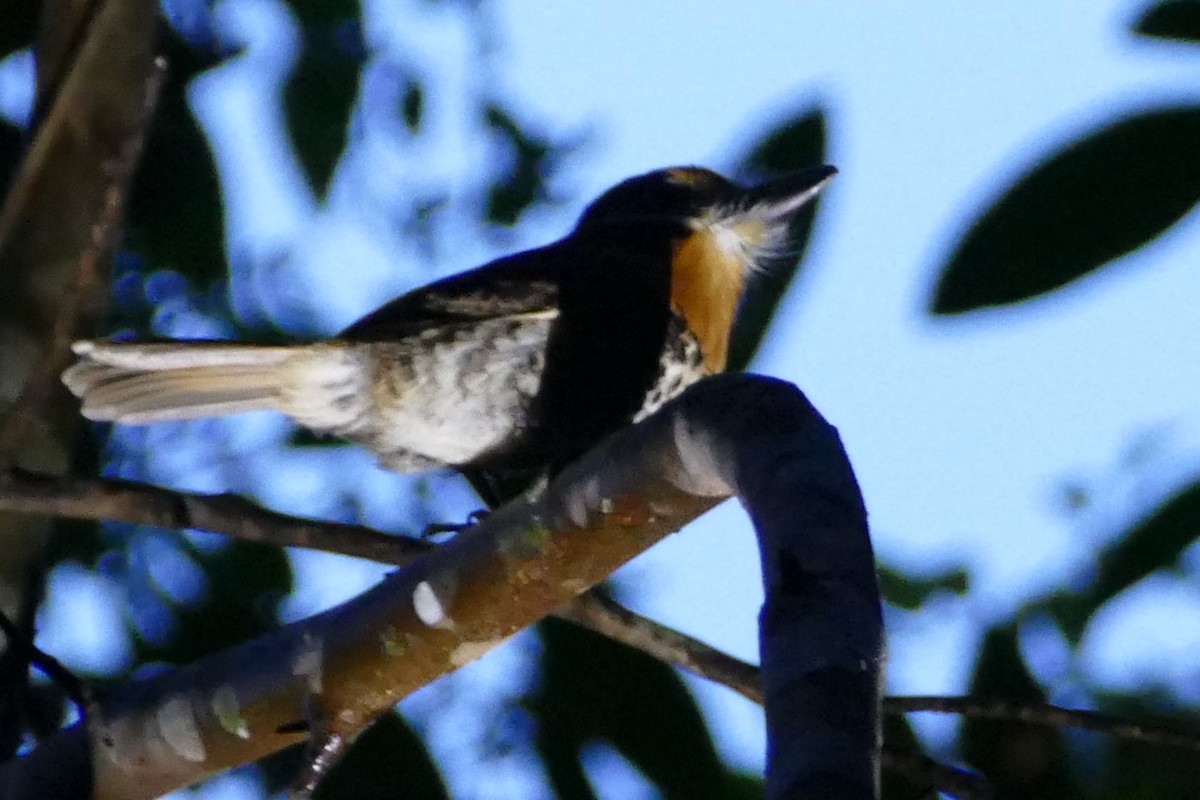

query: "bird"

left=63, top=164, right=836, bottom=507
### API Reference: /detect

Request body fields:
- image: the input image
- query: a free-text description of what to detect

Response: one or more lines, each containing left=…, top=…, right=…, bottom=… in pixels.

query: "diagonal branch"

left=0, top=443, right=987, bottom=799
left=0, top=374, right=882, bottom=800
left=8, top=443, right=1199, bottom=794
left=0, top=469, right=992, bottom=800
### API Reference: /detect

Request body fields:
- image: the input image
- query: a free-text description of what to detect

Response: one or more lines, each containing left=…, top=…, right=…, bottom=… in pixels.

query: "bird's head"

left=576, top=164, right=836, bottom=274
left=576, top=164, right=837, bottom=372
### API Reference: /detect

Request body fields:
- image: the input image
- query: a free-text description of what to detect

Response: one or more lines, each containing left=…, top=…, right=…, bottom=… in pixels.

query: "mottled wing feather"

left=340, top=247, right=561, bottom=341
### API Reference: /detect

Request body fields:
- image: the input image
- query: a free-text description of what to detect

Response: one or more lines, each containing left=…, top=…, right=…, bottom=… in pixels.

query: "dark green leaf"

left=931, top=107, right=1200, bottom=314
left=314, top=711, right=449, bottom=800
left=879, top=715, right=936, bottom=800
left=401, top=79, right=423, bottom=134
left=134, top=539, right=292, bottom=665
left=287, top=428, right=349, bottom=448
left=738, top=106, right=827, bottom=178
left=287, top=0, right=361, bottom=26
left=0, top=119, right=23, bottom=201
left=283, top=4, right=362, bottom=195
left=1091, top=693, right=1200, bottom=800
left=728, top=106, right=827, bottom=371
left=960, top=626, right=1075, bottom=799
left=126, top=30, right=227, bottom=283
left=531, top=617, right=741, bottom=799
left=483, top=104, right=554, bottom=227
left=878, top=565, right=969, bottom=611
left=0, top=0, right=35, bottom=60
left=1133, top=0, right=1200, bottom=43
left=1046, top=479, right=1200, bottom=642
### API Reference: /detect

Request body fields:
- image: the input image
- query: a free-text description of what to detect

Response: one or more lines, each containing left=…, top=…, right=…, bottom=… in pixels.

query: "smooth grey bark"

left=740, top=381, right=881, bottom=799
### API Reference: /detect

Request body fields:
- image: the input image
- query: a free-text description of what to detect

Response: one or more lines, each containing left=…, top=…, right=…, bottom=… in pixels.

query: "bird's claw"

left=421, top=509, right=490, bottom=540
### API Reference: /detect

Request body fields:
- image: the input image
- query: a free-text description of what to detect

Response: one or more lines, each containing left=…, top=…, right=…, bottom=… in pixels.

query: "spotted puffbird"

left=63, top=165, right=836, bottom=507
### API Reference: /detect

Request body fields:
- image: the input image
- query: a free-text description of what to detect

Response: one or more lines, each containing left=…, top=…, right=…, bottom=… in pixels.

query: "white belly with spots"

left=358, top=316, right=552, bottom=468
left=275, top=312, right=708, bottom=473
left=635, top=320, right=709, bottom=422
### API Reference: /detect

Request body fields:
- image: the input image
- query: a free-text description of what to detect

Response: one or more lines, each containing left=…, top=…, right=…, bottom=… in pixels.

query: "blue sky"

left=482, top=0, right=1200, bottom=765
left=9, top=1, right=1200, bottom=796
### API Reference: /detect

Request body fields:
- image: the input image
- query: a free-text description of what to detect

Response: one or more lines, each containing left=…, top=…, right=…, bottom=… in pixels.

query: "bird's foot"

left=421, top=508, right=490, bottom=540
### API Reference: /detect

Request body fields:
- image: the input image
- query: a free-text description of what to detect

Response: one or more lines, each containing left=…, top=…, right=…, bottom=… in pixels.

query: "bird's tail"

left=62, top=340, right=369, bottom=429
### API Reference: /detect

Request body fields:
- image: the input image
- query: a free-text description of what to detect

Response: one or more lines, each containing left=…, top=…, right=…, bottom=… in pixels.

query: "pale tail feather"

left=63, top=342, right=302, bottom=424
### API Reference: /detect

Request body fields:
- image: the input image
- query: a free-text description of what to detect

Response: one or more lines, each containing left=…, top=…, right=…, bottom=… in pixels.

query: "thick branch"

left=0, top=376, right=883, bottom=800
left=714, top=377, right=882, bottom=800
left=8, top=431, right=1194, bottom=796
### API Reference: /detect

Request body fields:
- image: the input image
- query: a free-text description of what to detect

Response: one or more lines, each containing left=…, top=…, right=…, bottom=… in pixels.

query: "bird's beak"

left=740, top=165, right=838, bottom=221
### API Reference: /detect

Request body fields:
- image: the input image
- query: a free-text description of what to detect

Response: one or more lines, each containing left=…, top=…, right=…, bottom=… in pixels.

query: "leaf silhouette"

left=1133, top=0, right=1200, bottom=44
left=932, top=107, right=1200, bottom=314
left=728, top=105, right=828, bottom=370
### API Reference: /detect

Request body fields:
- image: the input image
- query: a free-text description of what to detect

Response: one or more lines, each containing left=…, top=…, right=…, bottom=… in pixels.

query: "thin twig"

left=0, top=468, right=429, bottom=565
left=556, top=589, right=763, bottom=703
left=891, top=695, right=1200, bottom=752
left=878, top=747, right=994, bottom=800
left=0, top=607, right=91, bottom=716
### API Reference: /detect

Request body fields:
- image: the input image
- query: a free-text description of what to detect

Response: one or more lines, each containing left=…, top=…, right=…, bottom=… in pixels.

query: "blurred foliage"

left=283, top=0, right=362, bottom=194
left=962, top=628, right=1074, bottom=798
left=932, top=107, right=1200, bottom=313
left=0, top=121, right=20, bottom=207
left=878, top=715, right=928, bottom=799
left=483, top=103, right=571, bottom=228
left=531, top=617, right=760, bottom=800
left=1096, top=699, right=1200, bottom=800
left=727, top=104, right=826, bottom=372
left=1134, top=0, right=1200, bottom=43
left=125, top=27, right=229, bottom=285
left=878, top=564, right=969, bottom=611
left=132, top=536, right=293, bottom=665
left=311, top=711, right=449, bottom=800
left=2, top=0, right=1200, bottom=797
left=1040, top=478, right=1200, bottom=643
left=0, top=0, right=37, bottom=60
left=400, top=79, right=423, bottom=133
left=0, top=0, right=29, bottom=181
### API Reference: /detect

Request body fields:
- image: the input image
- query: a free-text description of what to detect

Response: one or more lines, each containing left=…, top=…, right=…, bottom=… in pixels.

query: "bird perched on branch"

left=63, top=165, right=835, bottom=506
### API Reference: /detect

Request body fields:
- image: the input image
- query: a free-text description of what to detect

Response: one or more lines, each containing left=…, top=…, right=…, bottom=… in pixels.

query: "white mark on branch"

left=564, top=498, right=588, bottom=528
left=156, top=695, right=206, bottom=762
left=292, top=631, right=324, bottom=695
left=212, top=685, right=250, bottom=740
left=413, top=579, right=455, bottom=628
left=561, top=578, right=590, bottom=596
left=648, top=500, right=677, bottom=517
left=671, top=415, right=733, bottom=497
left=449, top=636, right=509, bottom=667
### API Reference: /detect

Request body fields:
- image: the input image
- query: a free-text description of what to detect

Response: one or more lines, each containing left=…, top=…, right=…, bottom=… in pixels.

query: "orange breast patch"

left=669, top=228, right=749, bottom=373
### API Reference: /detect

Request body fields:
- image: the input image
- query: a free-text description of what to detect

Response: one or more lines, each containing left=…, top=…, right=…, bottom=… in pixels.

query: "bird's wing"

left=339, top=246, right=562, bottom=341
